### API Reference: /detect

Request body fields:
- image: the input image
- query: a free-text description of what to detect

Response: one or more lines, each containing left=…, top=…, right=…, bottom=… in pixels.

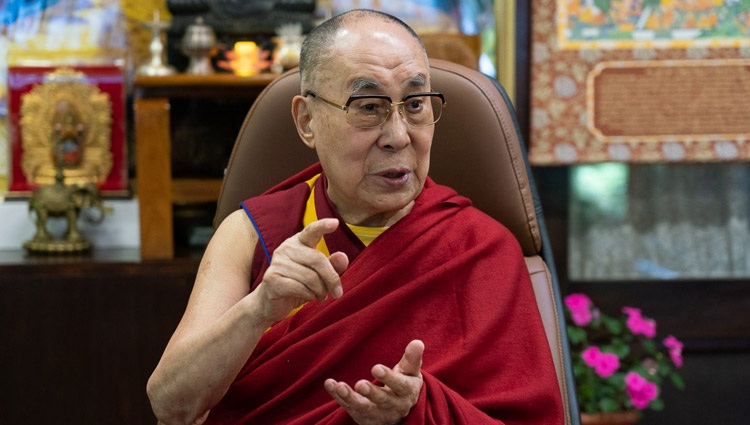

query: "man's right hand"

left=254, top=218, right=349, bottom=324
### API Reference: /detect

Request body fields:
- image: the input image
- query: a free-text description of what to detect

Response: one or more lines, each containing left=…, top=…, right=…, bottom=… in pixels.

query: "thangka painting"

left=528, top=0, right=750, bottom=165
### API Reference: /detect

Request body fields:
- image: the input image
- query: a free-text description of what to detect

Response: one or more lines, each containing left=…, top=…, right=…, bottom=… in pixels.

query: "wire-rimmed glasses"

left=306, top=91, right=446, bottom=128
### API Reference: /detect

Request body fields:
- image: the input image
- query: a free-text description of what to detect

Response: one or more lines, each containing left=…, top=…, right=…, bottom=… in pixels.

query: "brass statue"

left=21, top=68, right=114, bottom=253
left=51, top=99, right=86, bottom=169
left=24, top=167, right=110, bottom=254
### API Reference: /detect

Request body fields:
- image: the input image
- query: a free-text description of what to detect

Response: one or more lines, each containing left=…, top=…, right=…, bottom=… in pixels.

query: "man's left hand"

left=325, top=340, right=424, bottom=425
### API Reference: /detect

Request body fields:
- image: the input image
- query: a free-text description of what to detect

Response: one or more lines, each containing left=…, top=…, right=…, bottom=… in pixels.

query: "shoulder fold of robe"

left=210, top=162, right=564, bottom=425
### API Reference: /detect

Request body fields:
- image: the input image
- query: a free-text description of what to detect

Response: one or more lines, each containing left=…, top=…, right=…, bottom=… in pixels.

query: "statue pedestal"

left=23, top=239, right=92, bottom=254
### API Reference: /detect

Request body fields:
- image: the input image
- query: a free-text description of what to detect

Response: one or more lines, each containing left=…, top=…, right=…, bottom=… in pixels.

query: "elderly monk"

left=147, top=9, right=563, bottom=425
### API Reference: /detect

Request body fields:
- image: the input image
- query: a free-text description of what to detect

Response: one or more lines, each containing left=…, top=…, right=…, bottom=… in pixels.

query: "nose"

left=377, top=105, right=411, bottom=151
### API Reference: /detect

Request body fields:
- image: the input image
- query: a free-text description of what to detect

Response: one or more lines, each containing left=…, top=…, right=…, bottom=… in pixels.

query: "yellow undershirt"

left=302, top=174, right=388, bottom=249
left=280, top=174, right=387, bottom=321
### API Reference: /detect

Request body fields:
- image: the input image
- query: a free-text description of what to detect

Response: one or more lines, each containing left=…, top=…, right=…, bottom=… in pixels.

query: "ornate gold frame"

left=19, top=68, right=113, bottom=186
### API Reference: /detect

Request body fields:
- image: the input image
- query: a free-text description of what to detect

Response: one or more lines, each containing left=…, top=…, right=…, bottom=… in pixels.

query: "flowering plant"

left=564, top=293, right=685, bottom=414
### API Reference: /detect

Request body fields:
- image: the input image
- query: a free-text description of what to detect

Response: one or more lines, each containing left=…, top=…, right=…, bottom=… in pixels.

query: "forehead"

left=320, top=20, right=429, bottom=95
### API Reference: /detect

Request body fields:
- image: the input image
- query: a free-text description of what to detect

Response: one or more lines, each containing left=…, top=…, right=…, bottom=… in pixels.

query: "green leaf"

left=598, top=398, right=620, bottom=412
left=650, top=398, right=665, bottom=411
left=657, top=360, right=672, bottom=376
left=627, top=364, right=643, bottom=375
left=567, top=326, right=587, bottom=344
left=574, top=363, right=589, bottom=378
left=642, top=337, right=656, bottom=353
left=605, top=341, right=630, bottom=358
left=601, top=316, right=623, bottom=334
left=669, top=372, right=686, bottom=391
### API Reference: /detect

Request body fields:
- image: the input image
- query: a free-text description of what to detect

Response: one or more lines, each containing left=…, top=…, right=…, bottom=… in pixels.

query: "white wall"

left=0, top=198, right=140, bottom=249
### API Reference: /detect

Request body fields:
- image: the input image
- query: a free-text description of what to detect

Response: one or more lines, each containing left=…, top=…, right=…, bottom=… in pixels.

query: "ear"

left=292, top=95, right=315, bottom=149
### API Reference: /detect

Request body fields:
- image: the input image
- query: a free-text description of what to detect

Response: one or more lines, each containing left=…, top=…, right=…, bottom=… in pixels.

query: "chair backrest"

left=214, top=59, right=580, bottom=425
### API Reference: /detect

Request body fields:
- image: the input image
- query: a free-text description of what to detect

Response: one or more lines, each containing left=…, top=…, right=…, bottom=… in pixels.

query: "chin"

left=377, top=193, right=419, bottom=214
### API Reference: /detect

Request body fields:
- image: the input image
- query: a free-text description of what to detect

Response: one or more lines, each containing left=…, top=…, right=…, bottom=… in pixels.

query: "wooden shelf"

left=172, top=178, right=223, bottom=205
left=134, top=73, right=278, bottom=99
left=133, top=73, right=278, bottom=259
left=0, top=247, right=140, bottom=266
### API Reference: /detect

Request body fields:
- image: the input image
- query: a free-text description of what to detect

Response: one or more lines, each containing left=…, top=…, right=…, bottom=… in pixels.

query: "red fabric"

left=210, top=163, right=563, bottom=424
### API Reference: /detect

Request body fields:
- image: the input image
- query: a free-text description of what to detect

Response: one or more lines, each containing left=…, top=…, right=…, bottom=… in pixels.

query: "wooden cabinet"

left=0, top=249, right=199, bottom=424
left=133, top=73, right=278, bottom=258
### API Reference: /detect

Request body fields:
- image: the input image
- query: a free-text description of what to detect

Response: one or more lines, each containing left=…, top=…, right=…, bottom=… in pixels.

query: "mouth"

left=380, top=171, right=407, bottom=179
left=375, top=168, right=411, bottom=185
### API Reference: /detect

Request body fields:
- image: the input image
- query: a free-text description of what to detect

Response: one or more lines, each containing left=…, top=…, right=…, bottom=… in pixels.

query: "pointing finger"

left=297, top=218, right=339, bottom=248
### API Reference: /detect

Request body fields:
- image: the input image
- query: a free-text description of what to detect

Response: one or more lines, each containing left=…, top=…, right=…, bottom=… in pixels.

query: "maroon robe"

left=206, top=163, right=563, bottom=424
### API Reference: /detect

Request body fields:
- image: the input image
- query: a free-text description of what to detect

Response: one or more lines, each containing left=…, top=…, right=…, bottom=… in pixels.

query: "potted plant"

left=564, top=293, right=685, bottom=424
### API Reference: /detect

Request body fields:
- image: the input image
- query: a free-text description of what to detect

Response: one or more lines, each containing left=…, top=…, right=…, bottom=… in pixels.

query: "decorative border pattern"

left=529, top=0, right=750, bottom=165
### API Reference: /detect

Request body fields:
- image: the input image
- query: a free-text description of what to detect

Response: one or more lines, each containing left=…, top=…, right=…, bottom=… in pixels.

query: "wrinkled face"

left=294, top=20, right=433, bottom=227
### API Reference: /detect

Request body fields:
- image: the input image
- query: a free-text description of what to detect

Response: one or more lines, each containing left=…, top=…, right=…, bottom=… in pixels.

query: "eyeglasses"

left=305, top=91, right=446, bottom=128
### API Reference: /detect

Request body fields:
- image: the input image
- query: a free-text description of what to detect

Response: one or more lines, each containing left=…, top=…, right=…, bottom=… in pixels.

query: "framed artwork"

left=528, top=0, right=750, bottom=165
left=6, top=65, right=127, bottom=195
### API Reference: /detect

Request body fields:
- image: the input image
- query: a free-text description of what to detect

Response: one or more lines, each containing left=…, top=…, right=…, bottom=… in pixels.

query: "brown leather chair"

left=214, top=59, right=580, bottom=425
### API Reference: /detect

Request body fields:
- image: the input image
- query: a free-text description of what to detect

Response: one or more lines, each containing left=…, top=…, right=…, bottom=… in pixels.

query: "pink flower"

left=622, top=307, right=640, bottom=316
left=595, top=352, right=620, bottom=378
left=663, top=335, right=684, bottom=368
left=565, top=293, right=593, bottom=326
left=625, top=372, right=658, bottom=409
left=582, top=346, right=601, bottom=367
left=581, top=346, right=620, bottom=378
left=622, top=306, right=657, bottom=338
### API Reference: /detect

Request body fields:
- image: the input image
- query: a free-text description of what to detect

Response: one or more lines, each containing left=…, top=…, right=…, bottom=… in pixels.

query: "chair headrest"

left=215, top=59, right=541, bottom=256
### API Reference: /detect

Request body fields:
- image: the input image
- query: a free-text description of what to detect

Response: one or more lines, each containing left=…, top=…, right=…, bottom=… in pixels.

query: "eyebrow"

left=350, top=78, right=380, bottom=93
left=409, top=74, right=427, bottom=88
left=349, top=73, right=428, bottom=94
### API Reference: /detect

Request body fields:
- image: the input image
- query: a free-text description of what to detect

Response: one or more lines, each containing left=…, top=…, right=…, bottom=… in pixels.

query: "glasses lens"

left=403, top=95, right=444, bottom=127
left=346, top=97, right=391, bottom=128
